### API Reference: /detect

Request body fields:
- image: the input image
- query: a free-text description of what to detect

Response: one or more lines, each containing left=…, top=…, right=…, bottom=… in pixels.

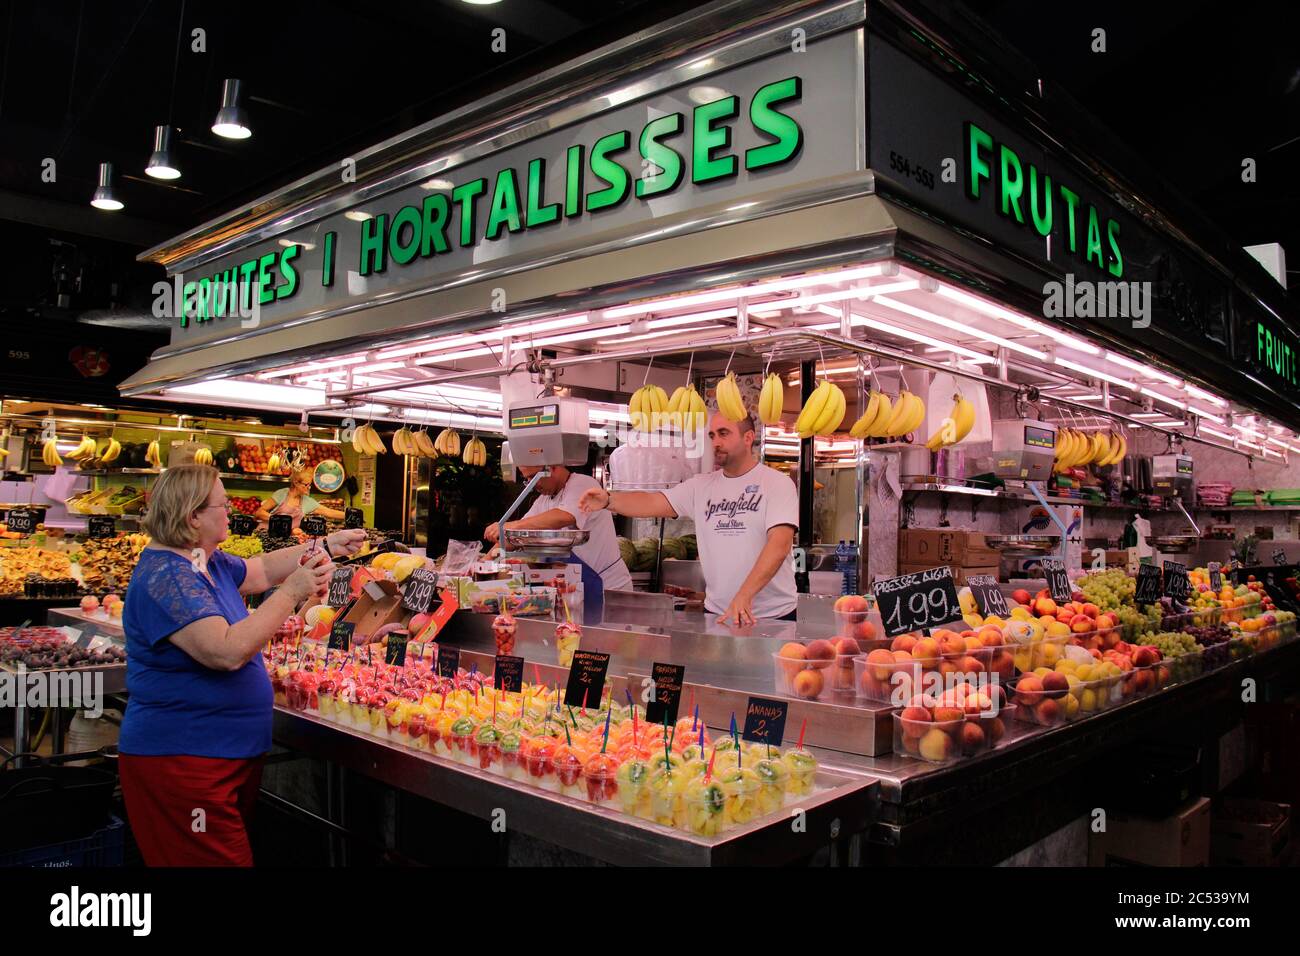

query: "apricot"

left=963, top=692, right=994, bottom=717
left=899, top=707, right=932, bottom=735
left=978, top=626, right=1004, bottom=648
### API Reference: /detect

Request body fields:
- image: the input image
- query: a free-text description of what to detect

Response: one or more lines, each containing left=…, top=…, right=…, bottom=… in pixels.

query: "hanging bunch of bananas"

left=413, top=428, right=437, bottom=457
left=629, top=384, right=669, bottom=432
left=848, top=390, right=926, bottom=440
left=193, top=446, right=214, bottom=467
left=793, top=380, right=847, bottom=438
left=267, top=452, right=283, bottom=473
left=1053, top=428, right=1127, bottom=472
left=351, top=423, right=386, bottom=455
left=98, top=437, right=122, bottom=464
left=664, top=384, right=707, bottom=431
left=715, top=372, right=747, bottom=422
left=758, top=373, right=784, bottom=425
left=41, top=437, right=64, bottom=467
left=434, top=428, right=461, bottom=457
left=462, top=437, right=487, bottom=466
left=924, top=394, right=977, bottom=451
left=145, top=439, right=162, bottom=468
left=67, top=435, right=98, bottom=461
left=392, top=427, right=422, bottom=456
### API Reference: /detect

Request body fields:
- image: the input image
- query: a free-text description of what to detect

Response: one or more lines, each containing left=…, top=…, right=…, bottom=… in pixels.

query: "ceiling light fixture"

left=1053, top=356, right=1135, bottom=391
left=1184, top=383, right=1227, bottom=407
left=870, top=295, right=1049, bottom=360
left=212, top=79, right=252, bottom=139
left=344, top=210, right=373, bottom=222
left=1105, top=351, right=1180, bottom=386
left=748, top=280, right=921, bottom=316
left=145, top=125, right=181, bottom=180
left=419, top=178, right=455, bottom=190
left=278, top=238, right=316, bottom=251
left=933, top=285, right=1103, bottom=355
left=1186, top=406, right=1224, bottom=424
left=90, top=163, right=123, bottom=211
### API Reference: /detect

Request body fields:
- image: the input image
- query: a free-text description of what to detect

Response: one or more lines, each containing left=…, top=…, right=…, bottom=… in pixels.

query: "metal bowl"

left=501, top=528, right=590, bottom=556
left=1150, top=535, right=1198, bottom=553
left=984, top=534, right=1060, bottom=557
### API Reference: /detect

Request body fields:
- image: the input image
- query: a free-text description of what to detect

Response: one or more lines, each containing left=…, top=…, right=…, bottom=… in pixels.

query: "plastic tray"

left=0, top=815, right=124, bottom=867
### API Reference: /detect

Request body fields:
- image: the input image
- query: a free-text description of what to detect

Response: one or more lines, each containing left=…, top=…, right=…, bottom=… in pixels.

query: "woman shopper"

left=118, top=464, right=365, bottom=866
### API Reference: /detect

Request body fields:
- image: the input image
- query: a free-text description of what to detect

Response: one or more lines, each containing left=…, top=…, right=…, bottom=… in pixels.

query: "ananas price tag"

left=6, top=510, right=37, bottom=534
left=742, top=696, right=789, bottom=747
left=327, top=568, right=353, bottom=608
left=872, top=566, right=963, bottom=638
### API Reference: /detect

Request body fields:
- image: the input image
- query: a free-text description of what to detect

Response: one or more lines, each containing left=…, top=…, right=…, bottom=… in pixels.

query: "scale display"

left=509, top=404, right=559, bottom=429
left=1024, top=424, right=1055, bottom=450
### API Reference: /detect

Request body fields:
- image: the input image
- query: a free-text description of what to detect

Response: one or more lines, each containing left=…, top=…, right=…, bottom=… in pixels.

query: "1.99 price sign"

left=872, top=566, right=963, bottom=637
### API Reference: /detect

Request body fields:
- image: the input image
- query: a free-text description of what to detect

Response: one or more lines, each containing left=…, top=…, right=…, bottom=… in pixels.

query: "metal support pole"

left=797, top=359, right=815, bottom=592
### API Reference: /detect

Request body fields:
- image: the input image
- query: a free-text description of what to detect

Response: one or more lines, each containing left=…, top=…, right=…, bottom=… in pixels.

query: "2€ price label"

left=328, top=620, right=355, bottom=652
left=401, top=568, right=438, bottom=614
left=494, top=655, right=524, bottom=693
left=437, top=645, right=460, bottom=679
left=644, top=662, right=685, bottom=726
left=1041, top=558, right=1072, bottom=604
left=742, top=696, right=789, bottom=748
left=966, top=574, right=1008, bottom=617
left=564, top=650, right=611, bottom=708
left=872, top=566, right=963, bottom=638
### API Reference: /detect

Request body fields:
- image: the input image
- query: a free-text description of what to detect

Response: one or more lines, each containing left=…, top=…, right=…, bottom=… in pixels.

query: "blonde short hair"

left=142, top=464, right=220, bottom=548
left=293, top=466, right=314, bottom=485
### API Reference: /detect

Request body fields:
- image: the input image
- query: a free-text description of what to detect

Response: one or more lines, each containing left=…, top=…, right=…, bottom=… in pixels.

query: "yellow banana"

left=924, top=394, right=976, bottom=451
left=882, top=391, right=915, bottom=438
left=194, top=446, right=213, bottom=467
left=809, top=383, right=846, bottom=435
left=904, top=393, right=928, bottom=436
left=865, top=393, right=894, bottom=437
left=758, top=373, right=784, bottom=425
left=414, top=429, right=436, bottom=457
left=716, top=372, right=747, bottom=422
left=100, top=438, right=121, bottom=464
left=850, top=392, right=884, bottom=439
left=794, top=380, right=832, bottom=435
left=145, top=440, right=161, bottom=467
left=368, top=425, right=387, bottom=455
left=435, top=429, right=460, bottom=457
left=951, top=396, right=976, bottom=442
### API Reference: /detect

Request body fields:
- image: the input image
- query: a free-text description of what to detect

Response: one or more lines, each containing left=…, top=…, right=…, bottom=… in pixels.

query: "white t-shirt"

left=663, top=463, right=798, bottom=618
left=525, top=473, right=633, bottom=593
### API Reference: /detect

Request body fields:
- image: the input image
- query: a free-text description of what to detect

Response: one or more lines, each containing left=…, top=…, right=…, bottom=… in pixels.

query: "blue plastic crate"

left=0, top=815, right=125, bottom=868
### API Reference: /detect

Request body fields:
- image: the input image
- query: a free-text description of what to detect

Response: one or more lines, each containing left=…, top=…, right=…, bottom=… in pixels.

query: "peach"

left=778, top=642, right=807, bottom=660
left=939, top=635, right=967, bottom=656
left=891, top=634, right=918, bottom=654
left=1011, top=589, right=1032, bottom=606
left=964, top=692, right=994, bottom=717
left=984, top=683, right=1007, bottom=708
left=832, top=637, right=862, bottom=658
left=855, top=621, right=878, bottom=642
left=1070, top=617, right=1094, bottom=634
left=989, top=651, right=1015, bottom=681
left=892, top=650, right=914, bottom=664
left=918, top=727, right=954, bottom=762
left=906, top=693, right=934, bottom=709
left=978, top=626, right=1004, bottom=648
left=932, top=706, right=964, bottom=724
left=1057, top=610, right=1075, bottom=626
left=960, top=655, right=986, bottom=675
left=1157, top=665, right=1170, bottom=685
left=1033, top=597, right=1057, bottom=617
left=912, top=638, right=940, bottom=666
left=865, top=648, right=895, bottom=681
left=1132, top=669, right=1155, bottom=693
left=805, top=639, right=835, bottom=661
left=792, top=668, right=824, bottom=699
left=938, top=660, right=960, bottom=678
left=986, top=716, right=1006, bottom=745
left=1041, top=672, right=1070, bottom=700
left=1015, top=675, right=1045, bottom=705
left=899, top=707, right=932, bottom=734
left=834, top=594, right=869, bottom=613
left=1082, top=603, right=1100, bottom=618
left=959, top=721, right=987, bottom=755
left=1035, top=698, right=1062, bottom=726
left=1132, top=646, right=1159, bottom=668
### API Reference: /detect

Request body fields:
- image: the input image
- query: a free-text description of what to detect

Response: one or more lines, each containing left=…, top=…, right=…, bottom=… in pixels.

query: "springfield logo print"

left=703, top=488, right=764, bottom=533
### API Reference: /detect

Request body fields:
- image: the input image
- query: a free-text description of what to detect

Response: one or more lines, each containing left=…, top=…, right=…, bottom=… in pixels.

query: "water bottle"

left=835, top=540, right=855, bottom=595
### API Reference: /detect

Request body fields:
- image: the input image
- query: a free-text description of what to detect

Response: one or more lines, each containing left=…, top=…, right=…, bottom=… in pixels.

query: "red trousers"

left=119, top=753, right=265, bottom=866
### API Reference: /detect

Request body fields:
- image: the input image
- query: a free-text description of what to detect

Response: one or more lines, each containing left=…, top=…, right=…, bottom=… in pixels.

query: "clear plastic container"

left=752, top=757, right=787, bottom=813
left=616, top=759, right=653, bottom=819
left=893, top=712, right=965, bottom=764
left=781, top=748, right=818, bottom=797
left=715, top=767, right=762, bottom=827
left=937, top=644, right=995, bottom=678
left=524, top=736, right=558, bottom=789
left=498, top=731, right=525, bottom=779
left=853, top=651, right=925, bottom=705
left=772, top=651, right=836, bottom=701
left=1006, top=633, right=1072, bottom=673
left=833, top=607, right=884, bottom=644
left=582, top=752, right=621, bottom=806
left=678, top=777, right=729, bottom=836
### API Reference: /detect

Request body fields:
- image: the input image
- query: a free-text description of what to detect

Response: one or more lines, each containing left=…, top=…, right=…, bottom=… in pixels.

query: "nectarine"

left=918, top=727, right=954, bottom=762
left=1041, top=671, right=1070, bottom=700
left=805, top=639, right=835, bottom=661
left=959, top=721, right=987, bottom=755
left=792, top=668, right=824, bottom=699
left=891, top=634, right=918, bottom=654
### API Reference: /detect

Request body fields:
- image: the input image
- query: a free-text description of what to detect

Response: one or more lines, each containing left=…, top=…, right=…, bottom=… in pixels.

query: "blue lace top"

left=119, top=548, right=272, bottom=758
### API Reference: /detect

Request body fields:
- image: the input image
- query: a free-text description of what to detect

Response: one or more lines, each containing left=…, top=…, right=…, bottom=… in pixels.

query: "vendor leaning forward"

left=580, top=412, right=798, bottom=625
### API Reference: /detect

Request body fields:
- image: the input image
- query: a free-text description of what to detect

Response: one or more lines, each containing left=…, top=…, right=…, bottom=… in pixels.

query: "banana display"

left=67, top=435, right=98, bottom=461
left=193, top=446, right=214, bottom=466
left=628, top=384, right=669, bottom=432
left=41, top=439, right=63, bottom=467
left=1053, top=427, right=1126, bottom=472
left=462, top=437, right=487, bottom=466
left=758, top=373, right=784, bottom=425
left=413, top=428, right=437, bottom=457
left=715, top=372, right=747, bottom=423
left=267, top=452, right=283, bottom=473
left=664, top=384, right=707, bottom=430
left=98, top=438, right=122, bottom=464
left=351, top=423, right=387, bottom=455
left=923, top=394, right=976, bottom=451
left=848, top=390, right=925, bottom=440
left=793, top=380, right=847, bottom=438
left=433, top=428, right=461, bottom=457
left=145, top=439, right=162, bottom=468
left=392, top=428, right=419, bottom=456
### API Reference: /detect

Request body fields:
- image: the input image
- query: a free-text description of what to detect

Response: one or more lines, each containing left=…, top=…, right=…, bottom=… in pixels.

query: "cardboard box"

left=899, top=563, right=1001, bottom=587
left=1088, top=796, right=1211, bottom=867
left=1211, top=799, right=1293, bottom=866
left=900, top=529, right=1001, bottom=567
left=342, top=579, right=406, bottom=640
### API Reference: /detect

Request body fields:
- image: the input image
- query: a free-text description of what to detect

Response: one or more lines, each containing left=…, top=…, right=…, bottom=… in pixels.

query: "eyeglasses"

left=197, top=500, right=229, bottom=511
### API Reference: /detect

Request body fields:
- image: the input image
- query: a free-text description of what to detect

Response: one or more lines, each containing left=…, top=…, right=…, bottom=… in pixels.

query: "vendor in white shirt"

left=579, top=412, right=798, bottom=626
left=483, top=466, right=634, bottom=593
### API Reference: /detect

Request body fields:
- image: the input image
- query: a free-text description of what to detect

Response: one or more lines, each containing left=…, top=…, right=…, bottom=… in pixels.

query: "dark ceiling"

left=0, top=0, right=1294, bottom=323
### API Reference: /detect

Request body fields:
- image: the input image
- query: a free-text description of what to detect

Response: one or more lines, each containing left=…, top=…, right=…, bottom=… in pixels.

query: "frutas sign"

left=1253, top=319, right=1298, bottom=388
left=177, top=77, right=804, bottom=328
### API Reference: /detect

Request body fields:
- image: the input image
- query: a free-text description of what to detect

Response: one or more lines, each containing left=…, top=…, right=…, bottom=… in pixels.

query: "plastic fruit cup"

left=616, top=759, right=653, bottom=819
left=772, top=652, right=834, bottom=701
left=716, top=768, right=761, bottom=826
left=524, top=736, right=558, bottom=789
left=475, top=726, right=501, bottom=771
left=781, top=748, right=818, bottom=796
left=499, top=732, right=525, bottom=779
left=582, top=752, right=621, bottom=806
left=752, top=757, right=787, bottom=813
left=852, top=654, right=924, bottom=705
left=680, top=777, right=728, bottom=836
left=893, top=712, right=963, bottom=764
left=834, top=608, right=883, bottom=644
left=553, top=746, right=584, bottom=796
left=406, top=710, right=428, bottom=750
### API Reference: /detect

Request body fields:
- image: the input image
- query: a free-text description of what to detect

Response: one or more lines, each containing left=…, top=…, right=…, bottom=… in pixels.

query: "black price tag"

left=1041, top=558, right=1072, bottom=603
left=872, top=566, right=963, bottom=638
left=1273, top=548, right=1288, bottom=566
left=644, top=662, right=686, bottom=725
left=564, top=650, right=611, bottom=708
left=344, top=508, right=365, bottom=529
left=73, top=629, right=92, bottom=649
left=268, top=514, right=293, bottom=539
left=384, top=631, right=409, bottom=667
left=230, top=514, right=256, bottom=536
left=328, top=620, right=355, bottom=652
left=1135, top=563, right=1163, bottom=604
left=494, top=655, right=524, bottom=693
left=1208, top=561, right=1222, bottom=590
left=327, top=568, right=352, bottom=608
left=437, top=644, right=459, bottom=679
left=301, top=514, right=327, bottom=537
left=1162, top=560, right=1191, bottom=600
left=401, top=568, right=438, bottom=614
left=87, top=516, right=116, bottom=539
left=6, top=509, right=36, bottom=534
left=742, top=696, right=789, bottom=748
left=966, top=574, right=1008, bottom=617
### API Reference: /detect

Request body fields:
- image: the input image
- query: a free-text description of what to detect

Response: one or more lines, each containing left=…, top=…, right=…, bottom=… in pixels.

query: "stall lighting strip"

left=372, top=313, right=592, bottom=363
left=933, top=285, right=1102, bottom=355
left=260, top=355, right=367, bottom=380
left=1105, top=351, right=1181, bottom=386
left=747, top=280, right=921, bottom=316
left=868, top=295, right=1050, bottom=361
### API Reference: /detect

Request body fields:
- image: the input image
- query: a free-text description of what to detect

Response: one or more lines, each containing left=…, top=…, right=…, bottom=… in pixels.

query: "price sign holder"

left=742, top=696, right=789, bottom=748
left=564, top=650, right=611, bottom=708
left=384, top=631, right=409, bottom=667
left=872, top=566, right=963, bottom=638
left=328, top=620, right=355, bottom=652
left=268, top=514, right=293, bottom=539
left=344, top=508, right=365, bottom=529
left=327, top=568, right=353, bottom=608
left=1135, top=564, right=1164, bottom=605
left=400, top=568, right=438, bottom=614
left=1162, top=560, right=1191, bottom=601
left=230, top=514, right=257, bottom=536
left=87, top=516, right=116, bottom=539
left=6, top=510, right=37, bottom=534
left=301, top=514, right=327, bottom=537
left=494, top=655, right=524, bottom=693
left=437, top=645, right=460, bottom=679
left=1041, top=558, right=1072, bottom=604
left=966, top=574, right=1008, bottom=617
left=644, top=662, right=685, bottom=725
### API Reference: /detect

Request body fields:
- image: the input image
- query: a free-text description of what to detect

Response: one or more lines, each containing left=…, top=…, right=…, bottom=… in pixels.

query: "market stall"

left=24, top=0, right=1295, bottom=865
